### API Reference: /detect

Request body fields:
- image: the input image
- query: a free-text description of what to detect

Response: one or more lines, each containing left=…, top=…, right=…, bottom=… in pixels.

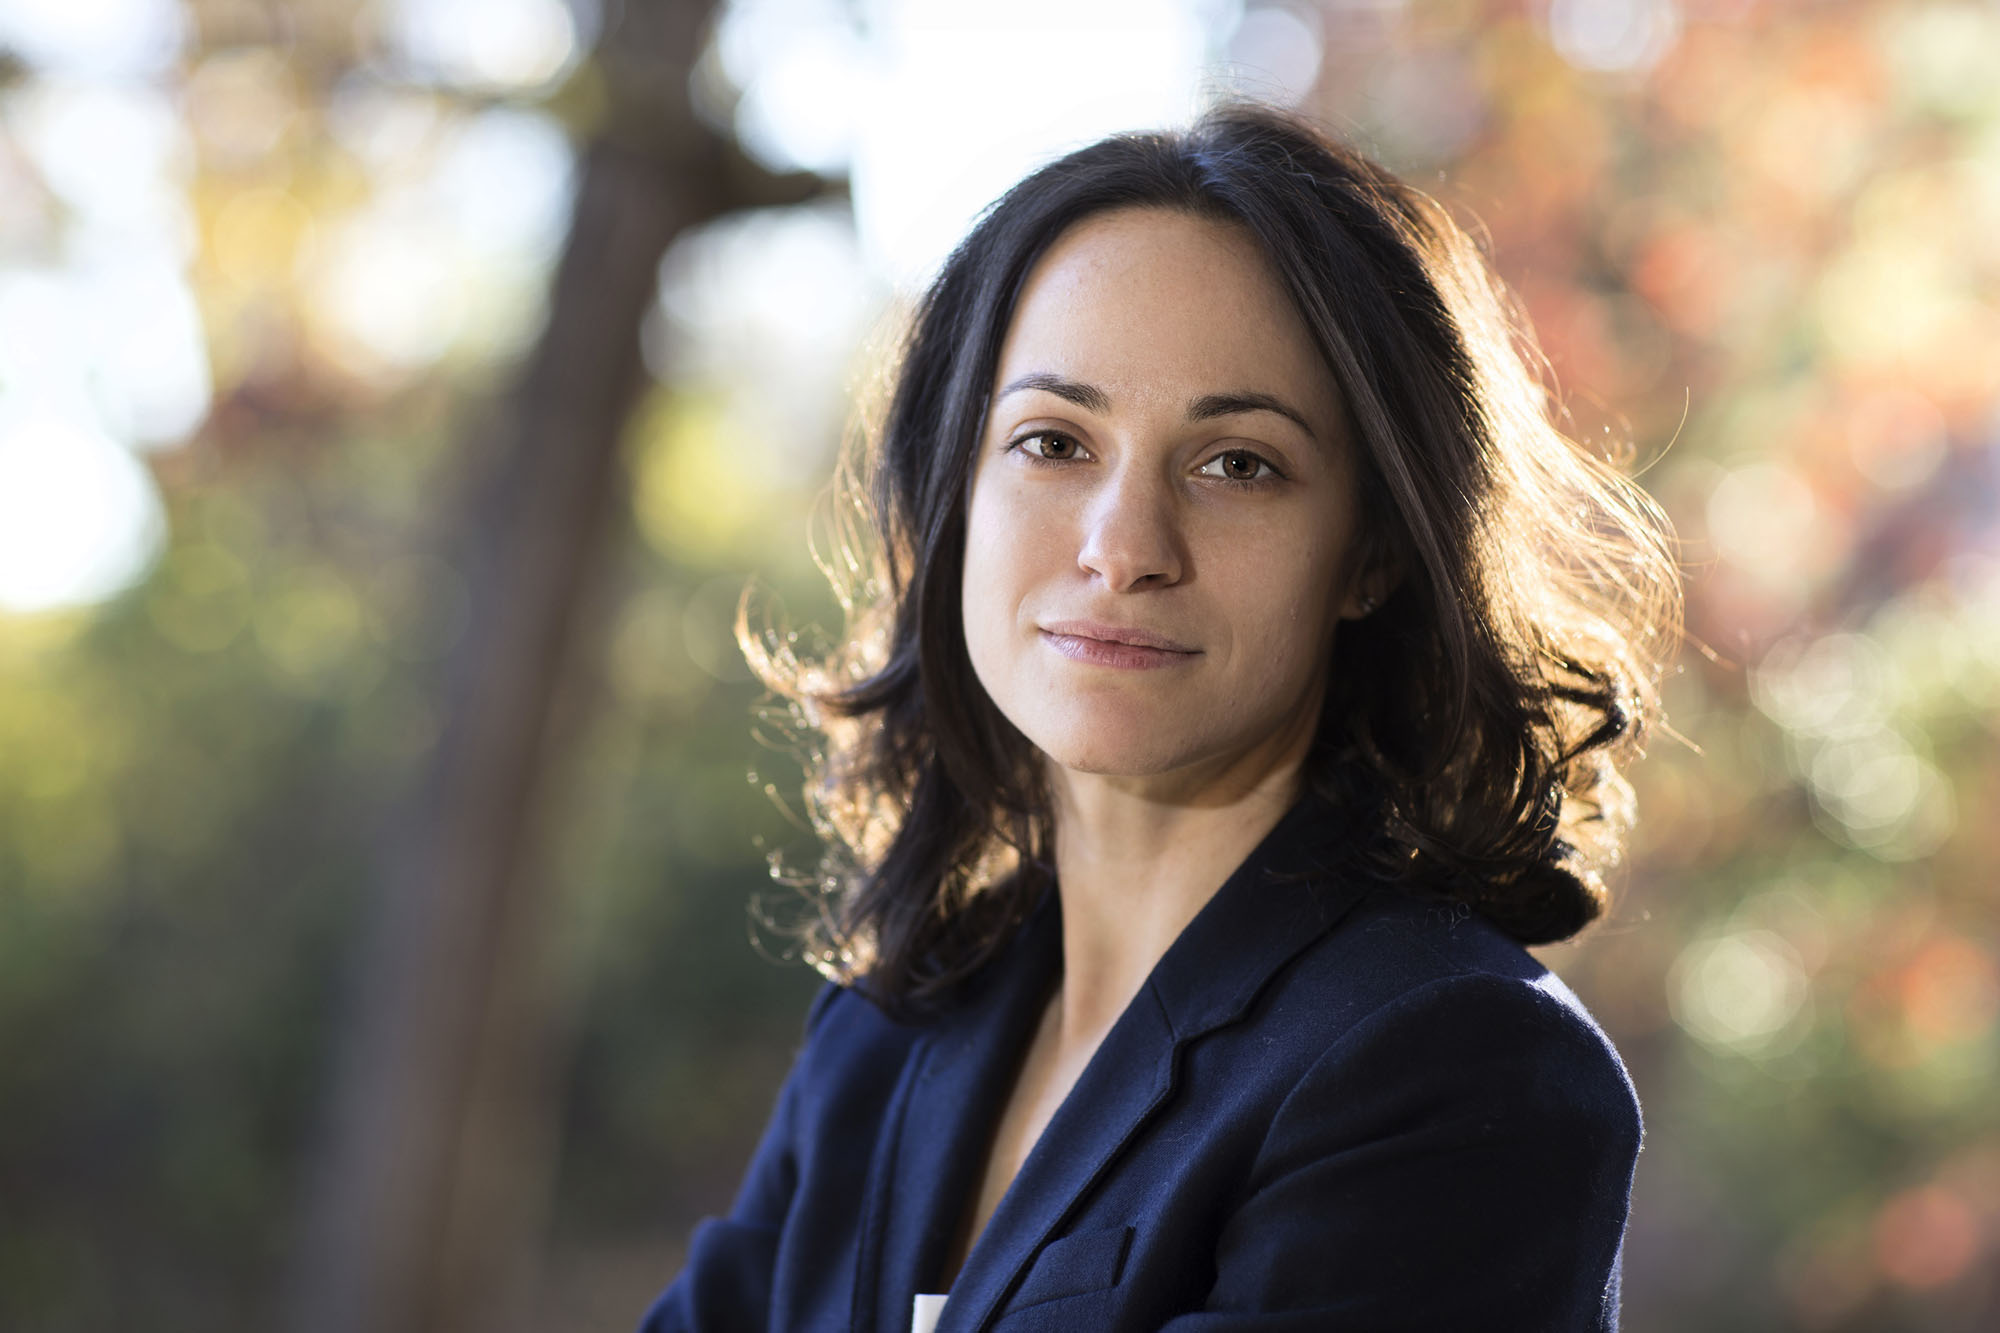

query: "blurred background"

left=0, top=0, right=1995, bottom=1329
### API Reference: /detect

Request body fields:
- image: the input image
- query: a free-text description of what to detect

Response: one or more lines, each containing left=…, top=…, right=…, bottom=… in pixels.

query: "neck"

left=1041, top=734, right=1312, bottom=1046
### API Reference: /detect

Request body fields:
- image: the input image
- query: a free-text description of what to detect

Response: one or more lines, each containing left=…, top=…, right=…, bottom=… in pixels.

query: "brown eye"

left=1018, top=432, right=1081, bottom=460
left=1200, top=449, right=1278, bottom=483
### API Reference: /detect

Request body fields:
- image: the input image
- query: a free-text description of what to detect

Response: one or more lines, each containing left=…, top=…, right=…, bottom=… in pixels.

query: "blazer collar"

left=869, top=787, right=1374, bottom=1333
left=1147, top=784, right=1375, bottom=1043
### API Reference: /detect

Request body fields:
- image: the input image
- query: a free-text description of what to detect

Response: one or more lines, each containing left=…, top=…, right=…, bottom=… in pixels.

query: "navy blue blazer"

left=642, top=791, right=1642, bottom=1331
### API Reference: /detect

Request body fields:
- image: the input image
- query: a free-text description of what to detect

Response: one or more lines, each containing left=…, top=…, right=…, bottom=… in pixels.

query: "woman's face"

left=961, top=206, right=1376, bottom=793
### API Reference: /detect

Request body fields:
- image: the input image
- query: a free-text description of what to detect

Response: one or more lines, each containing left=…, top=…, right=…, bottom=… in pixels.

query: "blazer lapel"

left=938, top=975, right=1179, bottom=1332
left=942, top=790, right=1374, bottom=1332
left=865, top=890, right=1065, bottom=1331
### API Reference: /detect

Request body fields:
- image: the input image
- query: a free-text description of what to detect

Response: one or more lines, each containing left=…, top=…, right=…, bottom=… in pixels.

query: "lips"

left=1038, top=619, right=1197, bottom=653
left=1037, top=620, right=1200, bottom=670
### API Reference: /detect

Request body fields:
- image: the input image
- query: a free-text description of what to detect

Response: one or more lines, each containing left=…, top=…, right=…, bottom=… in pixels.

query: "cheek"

left=963, top=472, right=1069, bottom=592
left=1216, top=531, right=1347, bottom=670
left=1224, top=525, right=1336, bottom=609
left=959, top=479, right=1033, bottom=679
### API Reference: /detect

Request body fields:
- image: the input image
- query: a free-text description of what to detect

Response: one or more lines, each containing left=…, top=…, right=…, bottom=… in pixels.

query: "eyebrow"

left=1187, top=391, right=1314, bottom=437
left=995, top=373, right=1316, bottom=439
left=997, top=372, right=1110, bottom=415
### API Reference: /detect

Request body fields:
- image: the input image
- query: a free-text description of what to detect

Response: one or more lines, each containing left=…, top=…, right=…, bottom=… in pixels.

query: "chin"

left=1027, top=721, right=1205, bottom=781
left=1047, top=749, right=1179, bottom=780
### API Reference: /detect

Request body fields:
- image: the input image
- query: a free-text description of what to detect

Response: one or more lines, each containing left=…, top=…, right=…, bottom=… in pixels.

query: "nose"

left=1076, top=465, right=1185, bottom=591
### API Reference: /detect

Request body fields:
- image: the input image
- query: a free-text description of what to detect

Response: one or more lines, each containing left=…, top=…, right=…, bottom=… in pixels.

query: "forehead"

left=991, top=207, right=1343, bottom=434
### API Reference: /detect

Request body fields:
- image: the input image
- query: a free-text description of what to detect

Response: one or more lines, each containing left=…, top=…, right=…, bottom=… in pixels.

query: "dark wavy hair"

left=743, top=102, right=1680, bottom=1017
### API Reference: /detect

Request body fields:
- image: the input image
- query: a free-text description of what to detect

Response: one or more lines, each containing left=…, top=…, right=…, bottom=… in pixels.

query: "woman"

left=643, top=102, right=1679, bottom=1332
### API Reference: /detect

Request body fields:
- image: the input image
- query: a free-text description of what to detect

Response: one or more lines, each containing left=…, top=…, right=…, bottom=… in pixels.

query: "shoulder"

left=794, top=977, right=917, bottom=1059
left=785, top=970, right=971, bottom=1088
left=1190, top=884, right=1643, bottom=1328
left=1261, top=881, right=1642, bottom=1146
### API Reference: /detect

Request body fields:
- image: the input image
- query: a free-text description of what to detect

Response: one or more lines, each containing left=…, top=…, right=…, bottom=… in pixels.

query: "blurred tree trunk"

left=284, top=3, right=829, bottom=1331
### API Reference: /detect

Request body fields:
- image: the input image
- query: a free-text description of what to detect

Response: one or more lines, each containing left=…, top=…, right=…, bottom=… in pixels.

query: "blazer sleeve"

left=638, top=982, right=840, bottom=1333
left=1160, top=971, right=1641, bottom=1333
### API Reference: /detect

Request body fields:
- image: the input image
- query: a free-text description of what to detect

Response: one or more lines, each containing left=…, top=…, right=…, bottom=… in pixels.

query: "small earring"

left=1357, top=594, right=1379, bottom=615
